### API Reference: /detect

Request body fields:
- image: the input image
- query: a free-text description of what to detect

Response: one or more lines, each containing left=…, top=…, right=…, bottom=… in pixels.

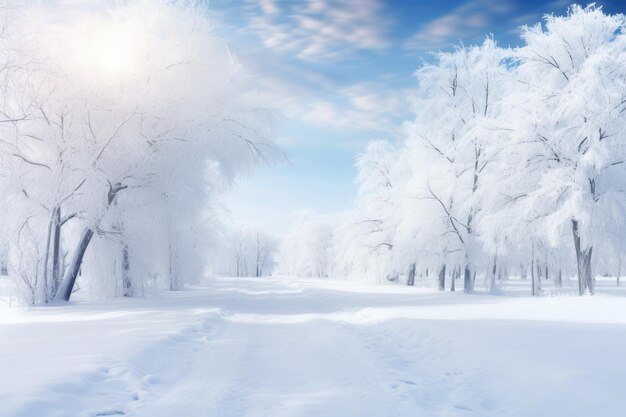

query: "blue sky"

left=213, top=0, right=626, bottom=235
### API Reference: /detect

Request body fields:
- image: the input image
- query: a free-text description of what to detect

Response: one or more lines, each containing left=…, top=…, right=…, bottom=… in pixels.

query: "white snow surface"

left=1, top=275, right=626, bottom=417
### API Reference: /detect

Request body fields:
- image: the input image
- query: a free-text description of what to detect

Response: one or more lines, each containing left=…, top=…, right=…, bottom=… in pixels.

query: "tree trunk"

left=54, top=182, right=126, bottom=302
left=580, top=248, right=593, bottom=295
left=55, top=228, right=94, bottom=302
left=488, top=256, right=497, bottom=293
left=531, top=260, right=535, bottom=296
left=169, top=244, right=180, bottom=291
left=121, top=243, right=132, bottom=297
left=536, top=262, right=542, bottom=281
left=450, top=266, right=456, bottom=292
left=51, top=207, right=62, bottom=299
left=531, top=254, right=541, bottom=296
left=535, top=262, right=541, bottom=295
left=40, top=208, right=57, bottom=302
left=572, top=219, right=595, bottom=295
left=437, top=264, right=446, bottom=291
left=463, top=265, right=472, bottom=293
left=407, top=263, right=416, bottom=286
left=554, top=269, right=562, bottom=288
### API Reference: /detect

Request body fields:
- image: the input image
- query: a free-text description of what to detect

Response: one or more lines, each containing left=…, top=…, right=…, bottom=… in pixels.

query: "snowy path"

left=2, top=277, right=626, bottom=417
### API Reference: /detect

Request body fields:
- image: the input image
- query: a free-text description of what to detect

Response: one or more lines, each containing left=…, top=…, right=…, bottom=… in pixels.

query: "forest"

left=277, top=5, right=626, bottom=296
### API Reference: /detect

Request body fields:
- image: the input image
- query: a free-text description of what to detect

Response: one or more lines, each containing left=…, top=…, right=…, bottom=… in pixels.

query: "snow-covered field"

left=2, top=275, right=626, bottom=417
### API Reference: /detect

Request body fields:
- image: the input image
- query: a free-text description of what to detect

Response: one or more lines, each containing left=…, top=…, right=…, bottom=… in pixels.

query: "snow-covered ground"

left=2, top=275, right=626, bottom=417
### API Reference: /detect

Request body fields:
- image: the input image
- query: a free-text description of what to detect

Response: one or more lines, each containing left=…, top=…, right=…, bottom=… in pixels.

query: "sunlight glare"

left=79, top=24, right=137, bottom=78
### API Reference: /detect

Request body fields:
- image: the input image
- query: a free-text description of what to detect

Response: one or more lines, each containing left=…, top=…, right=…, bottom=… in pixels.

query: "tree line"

left=0, top=1, right=276, bottom=304
left=278, top=5, right=626, bottom=296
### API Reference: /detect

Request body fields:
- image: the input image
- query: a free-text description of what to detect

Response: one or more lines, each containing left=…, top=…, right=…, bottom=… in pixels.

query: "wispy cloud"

left=244, top=0, right=391, bottom=62
left=250, top=73, right=410, bottom=144
left=300, top=82, right=411, bottom=135
left=406, top=0, right=517, bottom=50
left=252, top=74, right=410, bottom=138
left=508, top=0, right=572, bottom=31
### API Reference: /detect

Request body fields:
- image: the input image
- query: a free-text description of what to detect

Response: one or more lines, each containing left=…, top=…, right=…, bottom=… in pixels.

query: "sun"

left=93, top=29, right=135, bottom=76
left=75, top=21, right=137, bottom=79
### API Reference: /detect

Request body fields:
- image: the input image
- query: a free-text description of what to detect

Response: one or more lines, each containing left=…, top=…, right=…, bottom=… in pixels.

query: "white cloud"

left=406, top=0, right=517, bottom=50
left=299, top=82, right=412, bottom=135
left=244, top=0, right=391, bottom=62
left=232, top=43, right=411, bottom=139
left=255, top=82, right=400, bottom=135
left=248, top=71, right=410, bottom=140
left=259, top=0, right=280, bottom=15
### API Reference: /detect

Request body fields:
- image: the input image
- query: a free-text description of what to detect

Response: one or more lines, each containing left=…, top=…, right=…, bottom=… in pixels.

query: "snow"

left=2, top=275, right=626, bottom=417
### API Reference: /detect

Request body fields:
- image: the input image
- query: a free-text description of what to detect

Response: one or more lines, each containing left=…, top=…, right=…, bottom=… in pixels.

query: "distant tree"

left=332, top=141, right=402, bottom=282
left=216, top=226, right=277, bottom=278
left=278, top=212, right=334, bottom=278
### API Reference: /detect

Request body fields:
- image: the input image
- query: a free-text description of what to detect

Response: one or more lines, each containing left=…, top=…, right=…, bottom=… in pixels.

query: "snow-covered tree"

left=409, top=39, right=511, bottom=292
left=0, top=1, right=277, bottom=303
left=332, top=141, right=404, bottom=282
left=283, top=5, right=626, bottom=298
left=491, top=5, right=626, bottom=295
left=278, top=211, right=335, bottom=278
left=215, top=226, right=278, bottom=277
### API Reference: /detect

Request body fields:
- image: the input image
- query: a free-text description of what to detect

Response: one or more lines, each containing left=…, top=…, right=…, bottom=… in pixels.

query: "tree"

left=217, top=226, right=277, bottom=277
left=332, top=141, right=404, bottom=282
left=278, top=211, right=334, bottom=278
left=285, top=5, right=626, bottom=298
left=401, top=38, right=512, bottom=292
left=0, top=0, right=277, bottom=303
left=253, top=228, right=276, bottom=277
left=499, top=5, right=626, bottom=295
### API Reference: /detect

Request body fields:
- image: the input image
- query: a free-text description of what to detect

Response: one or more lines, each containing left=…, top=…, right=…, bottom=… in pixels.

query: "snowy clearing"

left=2, top=275, right=626, bottom=417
